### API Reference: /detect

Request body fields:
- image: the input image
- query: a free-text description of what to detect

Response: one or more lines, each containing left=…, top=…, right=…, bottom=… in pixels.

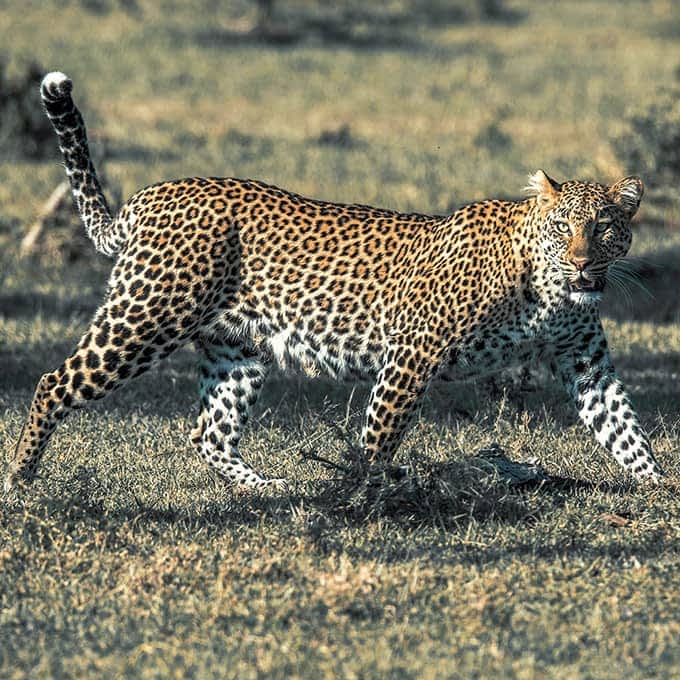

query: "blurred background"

left=0, top=2, right=677, bottom=234
left=1, top=2, right=678, bottom=217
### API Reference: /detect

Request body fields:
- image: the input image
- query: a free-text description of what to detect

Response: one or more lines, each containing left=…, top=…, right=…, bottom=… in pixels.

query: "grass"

left=1, top=1, right=679, bottom=677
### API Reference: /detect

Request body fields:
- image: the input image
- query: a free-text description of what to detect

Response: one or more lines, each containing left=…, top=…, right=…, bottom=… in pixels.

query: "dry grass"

left=1, top=1, right=679, bottom=678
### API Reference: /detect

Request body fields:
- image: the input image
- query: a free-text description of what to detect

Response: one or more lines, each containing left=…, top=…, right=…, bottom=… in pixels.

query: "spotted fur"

left=4, top=73, right=663, bottom=493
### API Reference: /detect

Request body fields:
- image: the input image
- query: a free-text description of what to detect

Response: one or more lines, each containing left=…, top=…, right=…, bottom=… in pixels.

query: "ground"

left=0, top=1, right=679, bottom=678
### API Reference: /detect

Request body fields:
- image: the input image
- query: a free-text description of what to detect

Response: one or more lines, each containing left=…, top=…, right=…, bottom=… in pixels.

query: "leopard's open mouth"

left=567, top=274, right=605, bottom=304
left=568, top=274, right=605, bottom=294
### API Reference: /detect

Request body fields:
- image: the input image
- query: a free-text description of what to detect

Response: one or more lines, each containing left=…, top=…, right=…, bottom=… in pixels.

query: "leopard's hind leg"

left=4, top=293, right=197, bottom=492
left=192, top=336, right=285, bottom=490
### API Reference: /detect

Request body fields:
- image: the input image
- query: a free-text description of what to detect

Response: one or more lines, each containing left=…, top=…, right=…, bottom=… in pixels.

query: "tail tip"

left=41, top=71, right=73, bottom=102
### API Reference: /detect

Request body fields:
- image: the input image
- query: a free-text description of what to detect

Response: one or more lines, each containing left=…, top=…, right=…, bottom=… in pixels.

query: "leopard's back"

left=119, top=176, right=450, bottom=378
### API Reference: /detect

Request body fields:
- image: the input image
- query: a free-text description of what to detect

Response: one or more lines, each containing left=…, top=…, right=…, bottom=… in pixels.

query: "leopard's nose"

left=570, top=256, right=591, bottom=270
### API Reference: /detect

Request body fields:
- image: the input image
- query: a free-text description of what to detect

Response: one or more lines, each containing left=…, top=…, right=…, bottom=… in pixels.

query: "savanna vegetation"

left=0, top=1, right=678, bottom=677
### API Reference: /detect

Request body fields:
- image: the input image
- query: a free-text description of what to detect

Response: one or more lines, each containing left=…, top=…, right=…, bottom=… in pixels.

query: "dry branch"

left=20, top=180, right=71, bottom=256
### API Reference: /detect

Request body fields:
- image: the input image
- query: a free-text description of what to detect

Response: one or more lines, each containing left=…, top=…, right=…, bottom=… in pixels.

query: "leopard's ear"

left=525, top=170, right=561, bottom=211
left=608, top=176, right=644, bottom=217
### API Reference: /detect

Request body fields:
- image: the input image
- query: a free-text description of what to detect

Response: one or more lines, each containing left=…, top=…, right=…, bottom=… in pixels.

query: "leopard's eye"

left=594, top=217, right=612, bottom=234
left=554, top=220, right=571, bottom=235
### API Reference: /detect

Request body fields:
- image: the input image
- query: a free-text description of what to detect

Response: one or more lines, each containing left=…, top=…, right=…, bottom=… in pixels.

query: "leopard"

left=4, top=71, right=664, bottom=494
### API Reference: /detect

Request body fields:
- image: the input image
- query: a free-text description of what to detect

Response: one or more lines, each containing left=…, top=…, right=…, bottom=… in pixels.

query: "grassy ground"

left=1, top=1, right=679, bottom=677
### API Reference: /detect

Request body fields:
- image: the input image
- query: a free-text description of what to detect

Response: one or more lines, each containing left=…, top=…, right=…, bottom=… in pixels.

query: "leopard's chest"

left=447, top=296, right=576, bottom=379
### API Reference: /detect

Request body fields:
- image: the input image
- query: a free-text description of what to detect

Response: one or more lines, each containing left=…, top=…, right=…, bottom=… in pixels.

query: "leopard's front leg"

left=554, top=322, right=663, bottom=480
left=361, top=335, right=445, bottom=466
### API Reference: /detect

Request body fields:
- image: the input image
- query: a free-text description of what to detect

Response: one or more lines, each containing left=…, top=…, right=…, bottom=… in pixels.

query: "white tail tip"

left=41, top=71, right=73, bottom=102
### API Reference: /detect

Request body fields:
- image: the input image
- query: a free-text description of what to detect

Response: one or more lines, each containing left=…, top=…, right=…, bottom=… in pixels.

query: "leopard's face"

left=528, top=171, right=643, bottom=305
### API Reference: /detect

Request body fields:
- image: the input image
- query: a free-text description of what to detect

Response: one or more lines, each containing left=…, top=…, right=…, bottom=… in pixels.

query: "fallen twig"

left=299, top=449, right=351, bottom=474
left=20, top=180, right=71, bottom=256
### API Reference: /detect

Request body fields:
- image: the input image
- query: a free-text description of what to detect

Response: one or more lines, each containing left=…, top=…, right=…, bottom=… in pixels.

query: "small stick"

left=300, top=449, right=351, bottom=474
left=20, top=180, right=71, bottom=256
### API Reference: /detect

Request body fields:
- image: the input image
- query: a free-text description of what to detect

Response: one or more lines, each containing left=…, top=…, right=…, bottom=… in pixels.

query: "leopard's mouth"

left=564, top=272, right=605, bottom=306
left=568, top=273, right=605, bottom=294
left=566, top=273, right=605, bottom=305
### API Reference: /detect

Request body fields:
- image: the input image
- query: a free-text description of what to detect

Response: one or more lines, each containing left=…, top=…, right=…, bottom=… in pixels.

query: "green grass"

left=1, top=1, right=679, bottom=677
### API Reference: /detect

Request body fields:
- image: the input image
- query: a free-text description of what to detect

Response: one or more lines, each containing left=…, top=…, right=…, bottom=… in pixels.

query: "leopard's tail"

left=40, top=72, right=126, bottom=257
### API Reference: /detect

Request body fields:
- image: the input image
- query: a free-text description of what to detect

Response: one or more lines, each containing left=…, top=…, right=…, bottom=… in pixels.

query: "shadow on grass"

left=616, top=350, right=680, bottom=376
left=302, top=465, right=676, bottom=565
left=305, top=459, right=633, bottom=528
left=0, top=341, right=81, bottom=394
left=0, top=289, right=100, bottom=321
left=3, top=344, right=678, bottom=442
left=5, top=460, right=630, bottom=533
left=1, top=468, right=295, bottom=551
left=5, top=457, right=674, bottom=571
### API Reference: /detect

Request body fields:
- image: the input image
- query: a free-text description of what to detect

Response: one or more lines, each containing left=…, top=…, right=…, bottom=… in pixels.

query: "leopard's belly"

left=215, top=306, right=383, bottom=380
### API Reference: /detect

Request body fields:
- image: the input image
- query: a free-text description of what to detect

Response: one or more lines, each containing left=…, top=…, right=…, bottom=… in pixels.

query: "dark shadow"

left=304, top=459, right=633, bottom=529
left=3, top=478, right=673, bottom=577
left=314, top=124, right=364, bottom=150
left=297, top=464, right=677, bottom=564
left=0, top=289, right=100, bottom=321
left=2, top=457, right=654, bottom=566
left=601, top=245, right=680, bottom=323
left=1, top=472, right=302, bottom=549
left=1, top=343, right=199, bottom=417
left=179, top=3, right=526, bottom=53
left=508, top=475, right=632, bottom=494
left=2, top=341, right=677, bottom=429
left=189, top=26, right=420, bottom=51
left=617, top=350, right=680, bottom=374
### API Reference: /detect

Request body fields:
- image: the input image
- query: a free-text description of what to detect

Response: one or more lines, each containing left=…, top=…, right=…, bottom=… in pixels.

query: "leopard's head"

left=527, top=170, right=643, bottom=305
